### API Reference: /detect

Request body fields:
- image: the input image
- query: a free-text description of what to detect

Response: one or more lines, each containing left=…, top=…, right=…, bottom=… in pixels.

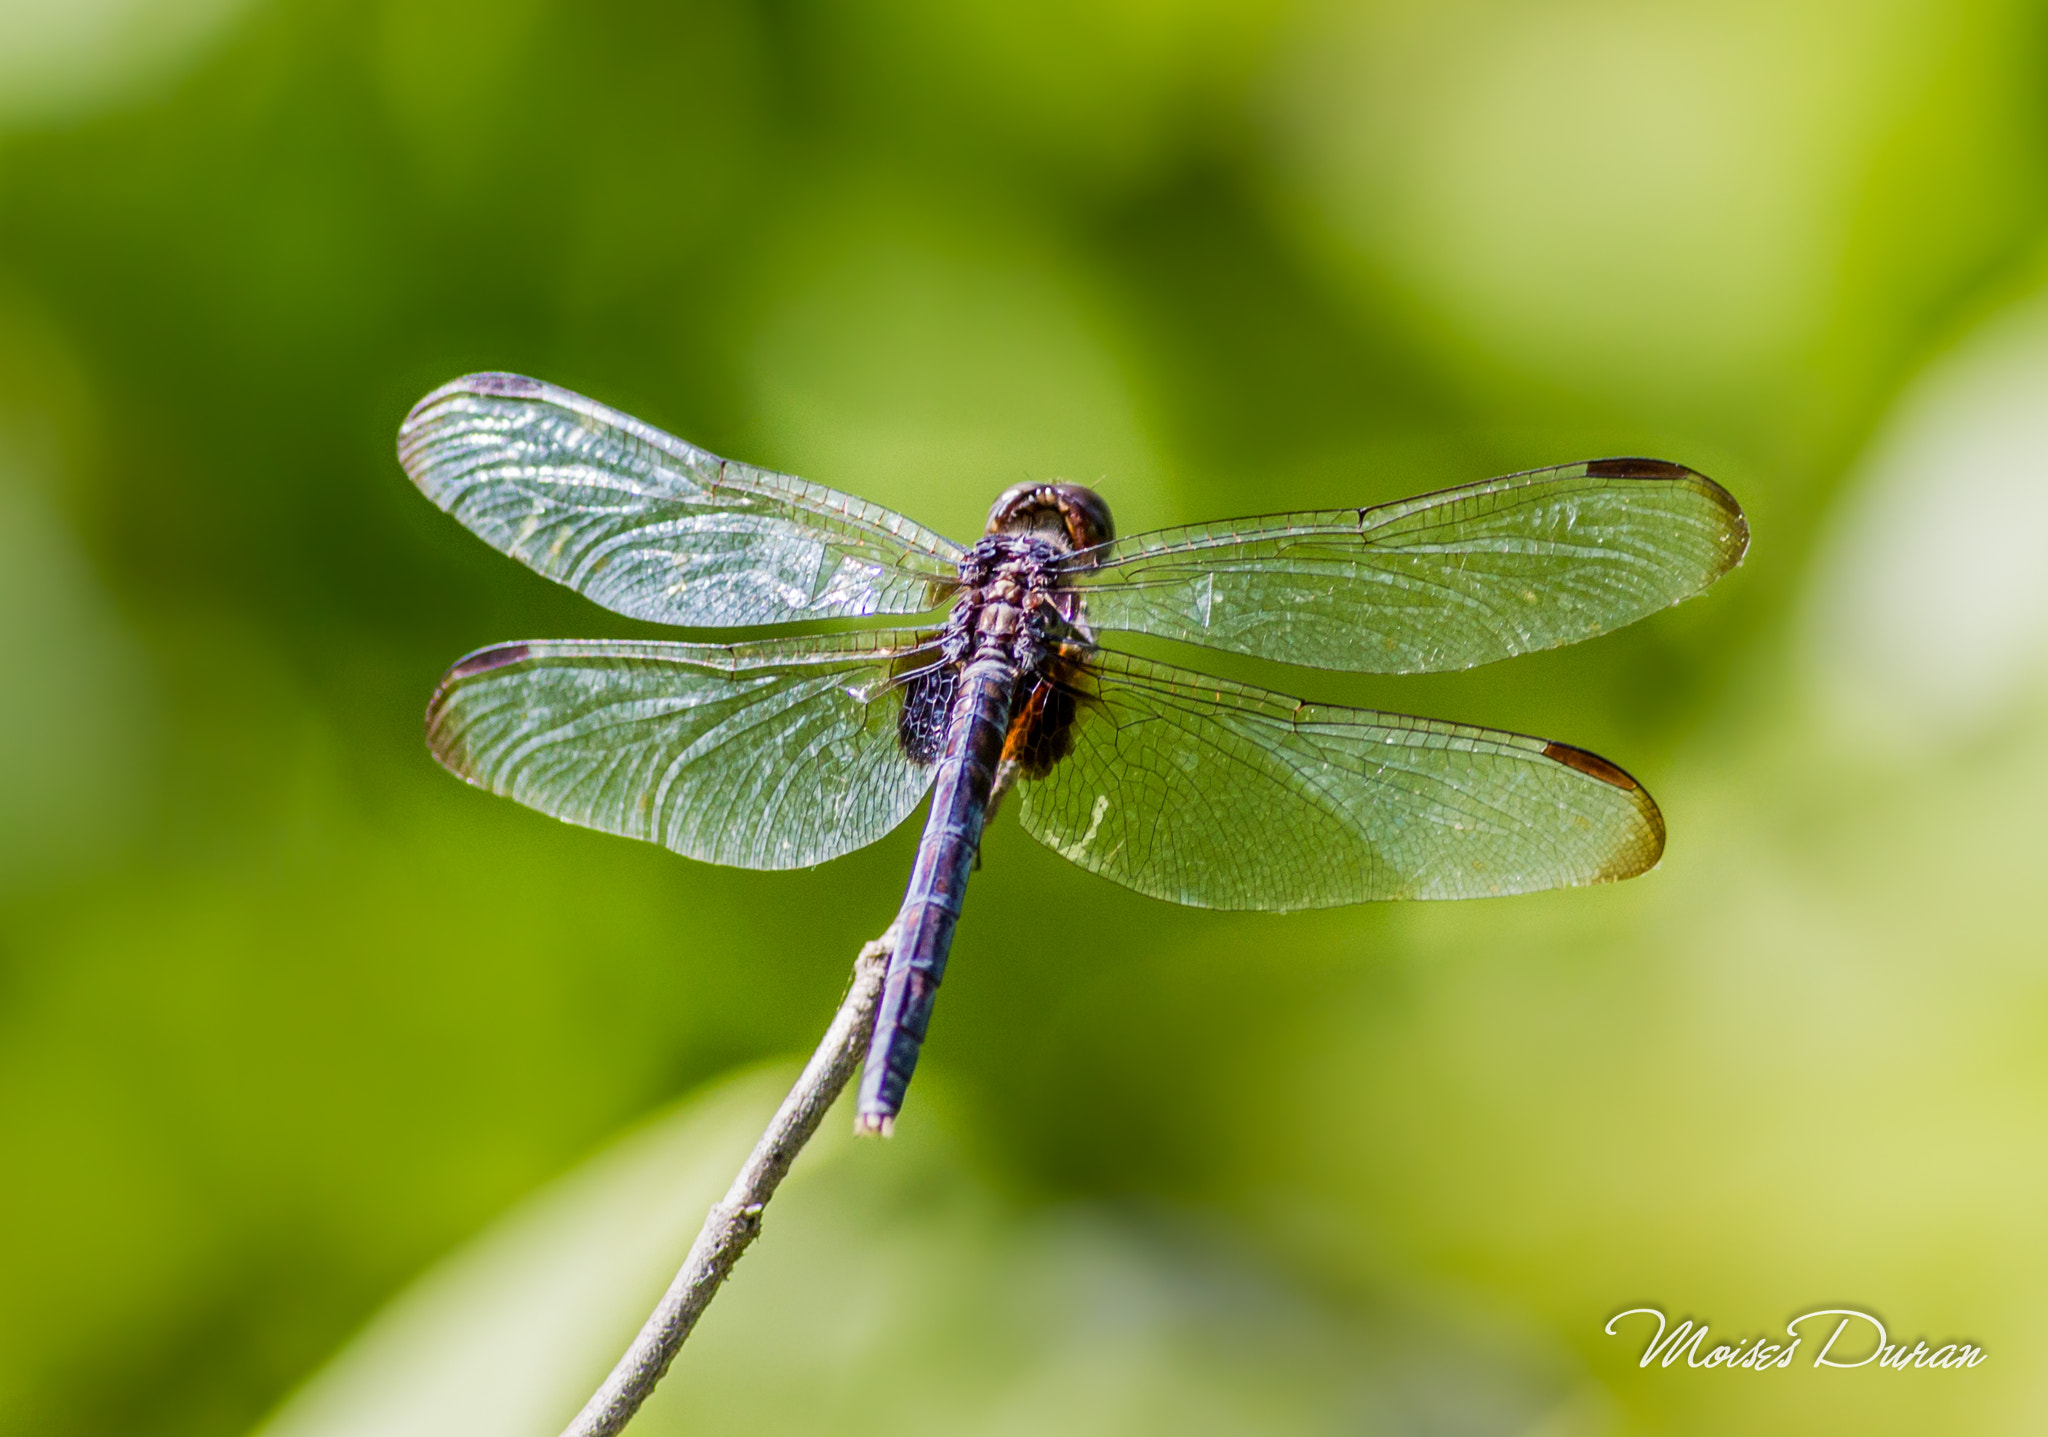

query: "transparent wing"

left=1066, top=460, right=1747, bottom=673
left=426, top=630, right=943, bottom=869
left=1017, top=650, right=1664, bottom=910
left=400, top=373, right=965, bottom=627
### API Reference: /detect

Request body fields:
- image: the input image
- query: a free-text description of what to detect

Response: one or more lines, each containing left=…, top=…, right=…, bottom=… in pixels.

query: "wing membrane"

left=1067, top=460, right=1747, bottom=673
left=1018, top=650, right=1663, bottom=910
left=427, top=630, right=942, bottom=869
left=401, top=373, right=964, bottom=627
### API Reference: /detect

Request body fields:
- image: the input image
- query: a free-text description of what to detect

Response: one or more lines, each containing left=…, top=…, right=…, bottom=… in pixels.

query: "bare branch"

left=558, top=921, right=898, bottom=1437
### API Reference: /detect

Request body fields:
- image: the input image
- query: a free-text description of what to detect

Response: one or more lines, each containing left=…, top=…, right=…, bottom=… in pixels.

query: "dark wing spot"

left=425, top=645, right=535, bottom=774
left=1584, top=457, right=1695, bottom=481
left=462, top=372, right=547, bottom=398
left=399, top=374, right=549, bottom=454
left=1583, top=459, right=1750, bottom=571
left=446, top=643, right=533, bottom=680
left=1543, top=741, right=1640, bottom=791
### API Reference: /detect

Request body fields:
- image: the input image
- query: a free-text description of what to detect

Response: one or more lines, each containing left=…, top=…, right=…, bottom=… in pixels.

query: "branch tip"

left=556, top=921, right=895, bottom=1437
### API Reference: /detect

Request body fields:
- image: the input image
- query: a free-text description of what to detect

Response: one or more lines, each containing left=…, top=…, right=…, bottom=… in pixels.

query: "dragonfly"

left=401, top=373, right=1747, bottom=1134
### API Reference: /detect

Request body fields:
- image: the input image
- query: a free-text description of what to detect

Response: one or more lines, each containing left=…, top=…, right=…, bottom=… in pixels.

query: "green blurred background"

left=4, top=0, right=2048, bottom=1433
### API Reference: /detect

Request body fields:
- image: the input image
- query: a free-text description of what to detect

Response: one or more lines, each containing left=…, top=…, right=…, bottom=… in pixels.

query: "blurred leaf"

left=255, top=1066, right=1582, bottom=1437
left=1804, top=280, right=2048, bottom=741
left=0, top=0, right=252, bottom=128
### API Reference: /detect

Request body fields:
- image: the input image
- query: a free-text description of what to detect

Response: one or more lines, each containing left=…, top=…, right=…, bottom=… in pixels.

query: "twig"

left=558, top=921, right=898, bottom=1437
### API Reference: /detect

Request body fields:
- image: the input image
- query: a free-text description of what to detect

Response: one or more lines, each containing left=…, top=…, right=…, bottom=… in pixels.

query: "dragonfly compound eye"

left=1048, top=483, right=1114, bottom=550
left=984, top=482, right=1115, bottom=550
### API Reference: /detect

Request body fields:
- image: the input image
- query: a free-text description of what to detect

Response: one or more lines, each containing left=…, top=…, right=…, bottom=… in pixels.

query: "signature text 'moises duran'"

left=1606, top=1308, right=1985, bottom=1371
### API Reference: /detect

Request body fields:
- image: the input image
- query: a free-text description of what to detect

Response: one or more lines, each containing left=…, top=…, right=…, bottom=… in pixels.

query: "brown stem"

left=557, top=922, right=897, bottom=1437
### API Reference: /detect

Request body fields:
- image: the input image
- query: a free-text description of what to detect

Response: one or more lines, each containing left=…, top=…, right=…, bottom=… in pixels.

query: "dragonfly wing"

left=401, top=373, right=964, bottom=626
left=1016, top=650, right=1664, bottom=910
left=427, top=630, right=944, bottom=869
left=1068, top=460, right=1746, bottom=673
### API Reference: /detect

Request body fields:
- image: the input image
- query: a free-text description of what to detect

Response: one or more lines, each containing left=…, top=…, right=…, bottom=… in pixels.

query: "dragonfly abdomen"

left=856, top=652, right=1017, bottom=1134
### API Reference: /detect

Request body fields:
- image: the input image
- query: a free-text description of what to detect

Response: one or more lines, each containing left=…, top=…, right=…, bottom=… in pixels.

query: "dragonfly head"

left=985, top=482, right=1115, bottom=552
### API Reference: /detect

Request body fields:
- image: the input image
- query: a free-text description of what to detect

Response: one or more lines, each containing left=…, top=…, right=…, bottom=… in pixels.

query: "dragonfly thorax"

left=950, top=532, right=1070, bottom=670
left=890, top=528, right=1092, bottom=777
